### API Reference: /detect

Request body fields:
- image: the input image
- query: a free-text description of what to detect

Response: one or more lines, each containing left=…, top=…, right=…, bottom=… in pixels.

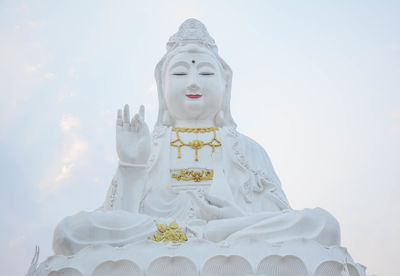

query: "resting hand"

left=187, top=191, right=245, bottom=221
left=116, top=104, right=150, bottom=164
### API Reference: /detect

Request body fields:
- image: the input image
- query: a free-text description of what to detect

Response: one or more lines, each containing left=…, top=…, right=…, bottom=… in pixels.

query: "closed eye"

left=199, top=72, right=215, bottom=75
left=172, top=73, right=187, bottom=75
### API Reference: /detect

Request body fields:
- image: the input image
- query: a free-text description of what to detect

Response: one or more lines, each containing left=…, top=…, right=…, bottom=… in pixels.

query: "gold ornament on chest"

left=171, top=168, right=214, bottom=182
left=170, top=127, right=222, bottom=161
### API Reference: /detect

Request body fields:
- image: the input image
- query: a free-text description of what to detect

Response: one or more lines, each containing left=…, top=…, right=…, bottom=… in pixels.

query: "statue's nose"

left=187, top=75, right=200, bottom=92
left=187, top=83, right=200, bottom=92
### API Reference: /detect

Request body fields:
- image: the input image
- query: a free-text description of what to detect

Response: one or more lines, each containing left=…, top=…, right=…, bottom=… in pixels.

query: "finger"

left=130, top=117, right=136, bottom=131
left=204, top=194, right=229, bottom=208
left=116, top=109, right=123, bottom=126
left=188, top=191, right=216, bottom=213
left=139, top=105, right=145, bottom=120
left=187, top=191, right=205, bottom=208
left=131, top=114, right=140, bottom=131
left=123, top=104, right=130, bottom=124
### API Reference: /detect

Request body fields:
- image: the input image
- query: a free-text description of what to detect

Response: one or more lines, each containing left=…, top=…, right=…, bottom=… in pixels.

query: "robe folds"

left=53, top=127, right=340, bottom=256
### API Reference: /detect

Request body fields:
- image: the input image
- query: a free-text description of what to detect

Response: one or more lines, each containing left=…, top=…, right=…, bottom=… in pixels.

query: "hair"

left=154, top=42, right=236, bottom=129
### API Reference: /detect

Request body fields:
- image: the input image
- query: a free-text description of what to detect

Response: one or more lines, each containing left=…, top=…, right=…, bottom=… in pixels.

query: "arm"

left=103, top=104, right=150, bottom=212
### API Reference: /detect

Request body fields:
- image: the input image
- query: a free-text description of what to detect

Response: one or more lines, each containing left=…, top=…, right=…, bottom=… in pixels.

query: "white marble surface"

left=38, top=239, right=365, bottom=276
left=29, top=19, right=366, bottom=276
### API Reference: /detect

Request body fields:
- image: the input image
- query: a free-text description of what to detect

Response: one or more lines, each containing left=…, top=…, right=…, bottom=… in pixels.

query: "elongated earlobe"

left=162, top=111, right=173, bottom=126
left=215, top=111, right=225, bottom=127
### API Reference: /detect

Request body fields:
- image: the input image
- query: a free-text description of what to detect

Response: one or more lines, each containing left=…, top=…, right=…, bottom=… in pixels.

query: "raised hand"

left=116, top=104, right=150, bottom=164
left=187, top=192, right=245, bottom=221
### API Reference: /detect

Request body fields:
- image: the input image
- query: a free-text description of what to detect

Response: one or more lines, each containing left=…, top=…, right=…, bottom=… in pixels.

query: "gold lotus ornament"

left=148, top=220, right=188, bottom=244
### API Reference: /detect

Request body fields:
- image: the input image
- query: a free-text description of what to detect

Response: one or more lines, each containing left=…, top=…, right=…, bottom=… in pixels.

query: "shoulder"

left=222, top=128, right=279, bottom=180
left=234, top=131, right=284, bottom=189
left=236, top=132, right=275, bottom=170
left=237, top=133, right=265, bottom=151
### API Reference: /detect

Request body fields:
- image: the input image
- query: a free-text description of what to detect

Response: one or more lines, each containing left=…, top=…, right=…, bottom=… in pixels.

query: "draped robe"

left=53, top=127, right=340, bottom=256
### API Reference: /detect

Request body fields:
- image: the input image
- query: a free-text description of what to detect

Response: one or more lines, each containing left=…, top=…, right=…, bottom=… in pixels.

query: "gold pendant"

left=170, top=127, right=221, bottom=161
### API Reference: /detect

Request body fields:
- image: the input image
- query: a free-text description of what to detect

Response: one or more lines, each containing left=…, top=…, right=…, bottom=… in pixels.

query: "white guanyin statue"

left=31, top=19, right=366, bottom=276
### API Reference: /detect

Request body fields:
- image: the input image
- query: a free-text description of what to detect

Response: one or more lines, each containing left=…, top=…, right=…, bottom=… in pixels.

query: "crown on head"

left=167, top=18, right=218, bottom=53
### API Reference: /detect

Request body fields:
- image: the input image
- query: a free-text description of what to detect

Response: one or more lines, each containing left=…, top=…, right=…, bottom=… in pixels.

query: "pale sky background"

left=0, top=1, right=399, bottom=275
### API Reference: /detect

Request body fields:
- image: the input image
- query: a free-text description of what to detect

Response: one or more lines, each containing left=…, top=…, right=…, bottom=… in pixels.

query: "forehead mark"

left=166, top=52, right=220, bottom=74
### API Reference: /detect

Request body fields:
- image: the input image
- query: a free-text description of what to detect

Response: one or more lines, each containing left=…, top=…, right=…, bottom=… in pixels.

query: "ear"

left=162, top=111, right=173, bottom=126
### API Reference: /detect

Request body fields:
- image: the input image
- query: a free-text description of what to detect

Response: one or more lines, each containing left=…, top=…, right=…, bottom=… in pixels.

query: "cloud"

left=389, top=126, right=400, bottom=136
left=16, top=3, right=29, bottom=12
left=26, top=41, right=42, bottom=48
left=68, top=67, right=79, bottom=79
left=59, top=114, right=88, bottom=166
left=58, top=88, right=77, bottom=102
left=9, top=235, right=25, bottom=248
left=60, top=114, right=80, bottom=132
left=27, top=20, right=46, bottom=30
left=144, top=83, right=157, bottom=112
left=147, top=83, right=157, bottom=94
left=391, top=109, right=400, bottom=120
left=62, top=140, right=87, bottom=163
left=55, top=164, right=74, bottom=182
left=25, top=63, right=42, bottom=74
left=43, top=72, right=56, bottom=80
left=37, top=114, right=87, bottom=194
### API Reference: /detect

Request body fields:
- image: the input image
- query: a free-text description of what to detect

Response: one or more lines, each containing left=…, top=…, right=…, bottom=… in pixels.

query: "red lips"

left=186, top=94, right=202, bottom=99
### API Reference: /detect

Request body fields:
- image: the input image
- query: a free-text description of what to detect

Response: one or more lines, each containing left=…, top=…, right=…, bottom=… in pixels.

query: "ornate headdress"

left=166, top=18, right=218, bottom=54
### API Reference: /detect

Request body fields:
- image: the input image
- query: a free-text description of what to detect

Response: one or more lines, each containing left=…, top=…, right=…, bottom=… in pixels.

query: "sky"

left=0, top=0, right=399, bottom=275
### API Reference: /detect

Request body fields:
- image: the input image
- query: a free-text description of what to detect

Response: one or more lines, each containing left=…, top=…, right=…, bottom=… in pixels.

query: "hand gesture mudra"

left=116, top=104, right=150, bottom=164
left=188, top=192, right=245, bottom=221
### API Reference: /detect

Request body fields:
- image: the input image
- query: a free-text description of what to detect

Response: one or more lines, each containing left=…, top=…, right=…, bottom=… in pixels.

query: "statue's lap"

left=53, top=207, right=339, bottom=256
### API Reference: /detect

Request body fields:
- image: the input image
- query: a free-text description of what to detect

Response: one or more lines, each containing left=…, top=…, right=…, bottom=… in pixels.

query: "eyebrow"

left=168, top=61, right=190, bottom=71
left=197, top=61, right=217, bottom=70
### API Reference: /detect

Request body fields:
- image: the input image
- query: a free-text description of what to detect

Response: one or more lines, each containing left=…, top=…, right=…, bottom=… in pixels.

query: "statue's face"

left=163, top=49, right=226, bottom=122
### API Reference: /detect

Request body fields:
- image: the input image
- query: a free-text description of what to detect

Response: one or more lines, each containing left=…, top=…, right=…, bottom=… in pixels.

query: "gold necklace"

left=170, top=127, right=222, bottom=161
